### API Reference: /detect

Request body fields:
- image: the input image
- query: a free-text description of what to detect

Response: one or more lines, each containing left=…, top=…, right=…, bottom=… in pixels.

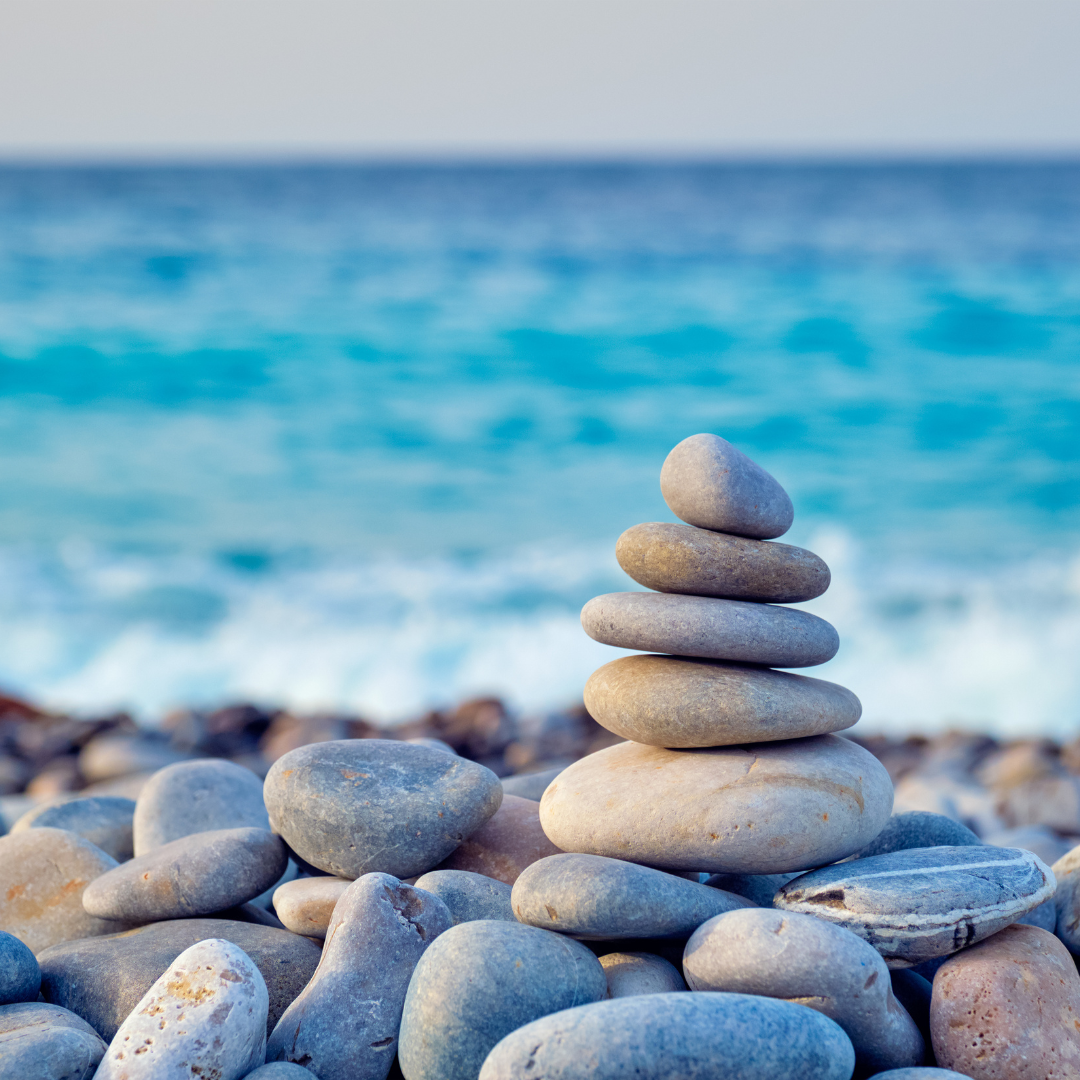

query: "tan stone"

left=599, top=952, right=686, bottom=997
left=273, top=876, right=350, bottom=939
left=931, top=924, right=1080, bottom=1079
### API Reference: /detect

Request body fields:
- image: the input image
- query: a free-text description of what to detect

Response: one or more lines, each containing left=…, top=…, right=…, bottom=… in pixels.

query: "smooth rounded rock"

left=853, top=811, right=982, bottom=859
left=684, top=907, right=924, bottom=1073
left=585, top=654, right=860, bottom=747
left=660, top=433, right=794, bottom=539
left=540, top=735, right=893, bottom=874
left=0, top=931, right=40, bottom=1004
left=267, top=874, right=451, bottom=1080
left=599, top=952, right=686, bottom=997
left=272, top=875, right=350, bottom=938
left=703, top=872, right=798, bottom=906
left=582, top=592, right=838, bottom=667
left=616, top=521, right=829, bottom=601
left=889, top=969, right=933, bottom=1050
left=412, top=870, right=515, bottom=925
left=867, top=1072, right=972, bottom=1079
left=82, top=826, right=288, bottom=922
left=1050, top=842, right=1080, bottom=952
left=931, top=923, right=1080, bottom=1079
left=478, top=992, right=855, bottom=1080
left=0, top=827, right=122, bottom=954
left=133, top=758, right=269, bottom=855
left=512, top=853, right=750, bottom=939
left=264, top=739, right=503, bottom=879
left=398, top=919, right=607, bottom=1080
left=500, top=767, right=563, bottom=801
left=95, top=937, right=268, bottom=1080
left=77, top=736, right=189, bottom=783
left=776, top=845, right=1056, bottom=968
left=11, top=797, right=136, bottom=862
left=0, top=1001, right=107, bottom=1080
left=242, top=1066, right=315, bottom=1079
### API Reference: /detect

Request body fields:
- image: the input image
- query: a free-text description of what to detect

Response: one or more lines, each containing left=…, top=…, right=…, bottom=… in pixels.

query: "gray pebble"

left=581, top=592, right=839, bottom=667
left=703, top=872, right=799, bottom=907
left=512, top=853, right=750, bottom=939
left=264, top=739, right=503, bottom=879
left=0, top=1001, right=107, bottom=1080
left=890, top=969, right=933, bottom=1048
left=501, top=767, right=564, bottom=801
left=599, top=952, right=686, bottom=997
left=82, top=826, right=287, bottom=922
left=866, top=1072, right=972, bottom=1079
left=854, top=811, right=982, bottom=859
left=10, top=797, right=135, bottom=862
left=478, top=992, right=855, bottom=1080
left=267, top=874, right=451, bottom=1080
left=683, top=907, right=924, bottom=1073
left=776, top=845, right=1056, bottom=967
left=405, top=737, right=457, bottom=755
left=77, top=735, right=189, bottom=784
left=660, top=433, right=795, bottom=539
left=242, top=1066, right=316, bottom=1079
left=985, top=824, right=1074, bottom=866
left=1051, top=842, right=1080, bottom=952
left=0, top=931, right=40, bottom=1005
left=398, top=920, right=607, bottom=1080
left=413, top=869, right=515, bottom=925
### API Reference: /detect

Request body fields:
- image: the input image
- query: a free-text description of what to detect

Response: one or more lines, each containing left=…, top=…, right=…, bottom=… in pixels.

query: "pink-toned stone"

left=272, top=876, right=350, bottom=939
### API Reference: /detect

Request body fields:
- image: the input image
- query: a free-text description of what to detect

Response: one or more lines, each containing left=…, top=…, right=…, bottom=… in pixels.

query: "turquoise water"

left=0, top=163, right=1078, bottom=733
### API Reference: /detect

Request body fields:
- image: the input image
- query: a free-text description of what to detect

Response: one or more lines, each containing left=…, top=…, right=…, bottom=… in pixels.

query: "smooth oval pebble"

left=599, top=952, right=686, bottom=997
left=616, top=521, right=829, bottom=601
left=243, top=1066, right=316, bottom=1079
left=584, top=654, right=860, bottom=747
left=413, top=869, right=515, bottom=925
left=0, top=1001, right=107, bottom=1080
left=703, top=872, right=798, bottom=907
left=776, top=845, right=1056, bottom=968
left=0, top=930, right=40, bottom=1005
left=660, top=433, right=795, bottom=539
left=83, top=826, right=288, bottom=922
left=264, top=739, right=503, bottom=879
left=683, top=907, right=924, bottom=1073
left=1051, top=842, right=1080, bottom=952
left=95, top=938, right=268, bottom=1080
left=133, top=758, right=269, bottom=855
left=397, top=919, right=607, bottom=1080
left=478, top=992, right=855, bottom=1080
left=581, top=592, right=839, bottom=667
left=540, top=735, right=893, bottom=874
left=853, top=811, right=983, bottom=859
left=11, top=797, right=136, bottom=862
left=867, top=1072, right=973, bottom=1079
left=512, top=853, right=750, bottom=939
left=272, top=875, right=350, bottom=938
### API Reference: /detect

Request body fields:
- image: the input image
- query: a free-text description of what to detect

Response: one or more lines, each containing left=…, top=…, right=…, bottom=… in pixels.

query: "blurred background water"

left=0, top=161, right=1077, bottom=735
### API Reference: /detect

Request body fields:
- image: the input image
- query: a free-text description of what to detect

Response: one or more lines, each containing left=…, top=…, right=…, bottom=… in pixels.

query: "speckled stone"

left=853, top=811, right=982, bottom=859
left=38, top=918, right=321, bottom=1041
left=0, top=1002, right=107, bottom=1080
left=776, top=845, right=1056, bottom=968
left=0, top=827, right=123, bottom=954
left=0, top=931, right=40, bottom=1004
left=1052, top=842, right=1080, bottom=952
left=11, top=797, right=136, bottom=862
left=272, top=876, right=350, bottom=939
left=83, top=827, right=288, bottom=922
left=264, top=739, right=503, bottom=879
left=540, top=735, right=893, bottom=874
left=267, top=874, right=451, bottom=1080
left=616, top=522, right=829, bottom=602
left=599, top=952, right=686, bottom=997
left=683, top=907, right=924, bottom=1073
left=703, top=872, right=798, bottom=907
left=512, top=853, right=750, bottom=939
left=133, top=758, right=269, bottom=855
left=95, top=938, right=267, bottom=1080
left=584, top=655, right=860, bottom=747
left=432, top=794, right=562, bottom=885
left=398, top=920, right=607, bottom=1080
left=660, top=433, right=794, bottom=539
left=500, top=767, right=563, bottom=801
left=478, top=992, right=855, bottom=1080
left=931, top=924, right=1080, bottom=1079
left=412, top=870, right=515, bottom=926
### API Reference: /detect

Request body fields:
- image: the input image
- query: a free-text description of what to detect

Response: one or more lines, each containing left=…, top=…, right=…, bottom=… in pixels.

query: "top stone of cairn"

left=660, top=433, right=794, bottom=539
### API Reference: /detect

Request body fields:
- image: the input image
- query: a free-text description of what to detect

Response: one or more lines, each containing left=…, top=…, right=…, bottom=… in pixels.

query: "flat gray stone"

left=703, top=873, right=799, bottom=907
left=500, top=767, right=563, bottom=801
left=598, top=952, right=686, bottom=997
left=413, top=869, right=515, bottom=925
left=0, top=1001, right=107, bottom=1080
left=10, top=797, right=135, bottom=862
left=95, top=938, right=267, bottom=1080
left=581, top=592, right=838, bottom=667
left=398, top=920, right=607, bottom=1080
left=512, top=853, right=750, bottom=939
left=616, top=522, right=829, bottom=602
left=478, top=992, right=855, bottom=1080
left=273, top=876, right=350, bottom=938
left=890, top=969, right=933, bottom=1049
left=1051, top=842, right=1080, bottom=952
left=264, top=739, right=503, bottom=879
left=0, top=931, right=40, bottom=1005
left=133, top=758, right=269, bottom=855
left=267, top=874, right=451, bottom=1080
left=776, top=845, right=1056, bottom=968
left=683, top=907, right=924, bottom=1074
left=540, top=735, right=894, bottom=874
left=660, top=433, right=794, bottom=539
left=38, top=918, right=321, bottom=1040
left=584, top=655, right=860, bottom=747
left=853, top=811, right=982, bottom=859
left=82, top=826, right=288, bottom=922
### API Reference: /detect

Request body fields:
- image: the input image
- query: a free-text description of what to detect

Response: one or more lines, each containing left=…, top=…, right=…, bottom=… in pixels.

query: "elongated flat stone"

left=616, top=522, right=829, bottom=602
left=599, top=952, right=686, bottom=996
left=273, top=876, right=350, bottom=939
left=581, top=593, right=838, bottom=667
left=584, top=655, right=860, bottom=747
left=540, top=735, right=893, bottom=874
left=776, top=846, right=1056, bottom=968
left=660, top=433, right=795, bottom=539
left=11, top=797, right=135, bottom=862
left=0, top=1002, right=107, bottom=1080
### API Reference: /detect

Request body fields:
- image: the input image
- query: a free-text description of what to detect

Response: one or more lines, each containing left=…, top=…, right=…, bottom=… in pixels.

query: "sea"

left=0, top=161, right=1078, bottom=737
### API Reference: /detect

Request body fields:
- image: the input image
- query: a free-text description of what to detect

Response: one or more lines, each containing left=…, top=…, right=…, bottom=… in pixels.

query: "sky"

left=1, top=0, right=1079, bottom=159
